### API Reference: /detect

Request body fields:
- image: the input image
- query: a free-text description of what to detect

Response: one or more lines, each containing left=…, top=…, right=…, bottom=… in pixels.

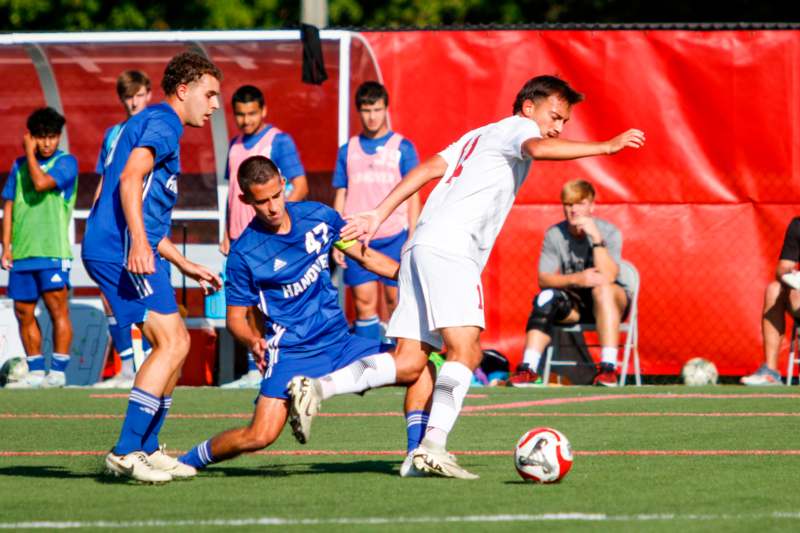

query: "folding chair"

left=541, top=259, right=642, bottom=386
left=787, top=321, right=800, bottom=386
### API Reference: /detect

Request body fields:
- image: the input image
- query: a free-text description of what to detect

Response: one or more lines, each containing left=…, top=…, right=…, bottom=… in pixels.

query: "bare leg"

left=210, top=396, right=288, bottom=462
left=137, top=310, right=191, bottom=397
left=593, top=283, right=629, bottom=349
left=13, top=300, right=41, bottom=356
left=41, top=287, right=72, bottom=355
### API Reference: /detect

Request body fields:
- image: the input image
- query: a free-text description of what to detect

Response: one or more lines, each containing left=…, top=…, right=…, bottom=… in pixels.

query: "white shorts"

left=386, top=245, right=485, bottom=349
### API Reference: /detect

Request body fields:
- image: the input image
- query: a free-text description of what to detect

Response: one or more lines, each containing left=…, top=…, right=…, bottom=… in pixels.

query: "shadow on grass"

left=206, top=460, right=397, bottom=478
left=0, top=465, right=100, bottom=480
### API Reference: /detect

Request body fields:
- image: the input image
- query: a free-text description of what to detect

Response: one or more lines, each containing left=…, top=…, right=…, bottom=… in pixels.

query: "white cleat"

left=400, top=452, right=430, bottom=477
left=42, top=371, right=66, bottom=388
left=287, top=376, right=323, bottom=444
left=5, top=370, right=46, bottom=389
left=93, top=374, right=135, bottom=389
left=220, top=370, right=262, bottom=389
left=411, top=444, right=479, bottom=480
left=147, top=445, right=197, bottom=479
left=105, top=451, right=172, bottom=484
left=781, top=271, right=800, bottom=291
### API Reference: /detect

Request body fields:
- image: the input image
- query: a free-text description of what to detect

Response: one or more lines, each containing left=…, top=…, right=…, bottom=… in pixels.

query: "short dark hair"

left=238, top=155, right=280, bottom=195
left=161, top=51, right=223, bottom=96
left=512, top=75, right=584, bottom=114
left=27, top=107, right=66, bottom=137
left=355, top=81, right=389, bottom=108
left=116, top=70, right=151, bottom=100
left=232, top=85, right=264, bottom=108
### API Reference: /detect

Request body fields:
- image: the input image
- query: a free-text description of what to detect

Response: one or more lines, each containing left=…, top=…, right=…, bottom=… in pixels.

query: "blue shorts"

left=259, top=334, right=389, bottom=399
left=83, top=258, right=178, bottom=328
left=8, top=267, right=71, bottom=302
left=343, top=229, right=406, bottom=288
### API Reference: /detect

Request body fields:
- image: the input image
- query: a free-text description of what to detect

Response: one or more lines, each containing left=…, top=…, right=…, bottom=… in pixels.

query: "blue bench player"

left=179, top=155, right=431, bottom=471
left=82, top=52, right=223, bottom=484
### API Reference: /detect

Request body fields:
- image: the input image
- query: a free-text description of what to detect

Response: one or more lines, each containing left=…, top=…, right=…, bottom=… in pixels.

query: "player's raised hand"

left=606, top=129, right=645, bottom=154
left=127, top=239, right=155, bottom=275
left=341, top=209, right=380, bottom=246
left=180, top=261, right=223, bottom=294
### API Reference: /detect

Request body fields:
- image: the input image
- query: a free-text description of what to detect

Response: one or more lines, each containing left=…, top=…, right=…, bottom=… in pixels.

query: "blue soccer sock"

left=113, top=387, right=160, bottom=456
left=179, top=439, right=216, bottom=469
left=406, top=410, right=429, bottom=453
left=50, top=353, right=70, bottom=373
left=354, top=315, right=381, bottom=340
left=142, top=396, right=172, bottom=454
left=26, top=355, right=45, bottom=373
left=246, top=351, right=258, bottom=373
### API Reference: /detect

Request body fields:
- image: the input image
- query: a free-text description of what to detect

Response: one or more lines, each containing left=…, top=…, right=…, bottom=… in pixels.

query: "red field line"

left=3, top=449, right=800, bottom=458
left=461, top=393, right=800, bottom=412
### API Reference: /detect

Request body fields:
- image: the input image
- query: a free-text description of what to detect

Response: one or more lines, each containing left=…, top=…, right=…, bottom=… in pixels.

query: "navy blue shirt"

left=331, top=131, right=418, bottom=189
left=82, top=103, right=183, bottom=263
left=226, top=202, right=349, bottom=355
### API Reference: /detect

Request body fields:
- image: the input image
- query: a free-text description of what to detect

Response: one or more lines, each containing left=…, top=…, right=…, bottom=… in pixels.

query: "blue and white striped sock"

left=179, top=439, right=215, bottom=469
left=354, top=315, right=381, bottom=340
left=26, top=355, right=45, bottom=373
left=142, top=396, right=172, bottom=454
left=113, top=387, right=160, bottom=456
left=406, top=410, right=429, bottom=453
left=50, top=353, right=70, bottom=373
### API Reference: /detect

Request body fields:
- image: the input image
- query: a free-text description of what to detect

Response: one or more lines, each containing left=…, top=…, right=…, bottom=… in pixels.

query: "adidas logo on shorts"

left=50, top=273, right=62, bottom=283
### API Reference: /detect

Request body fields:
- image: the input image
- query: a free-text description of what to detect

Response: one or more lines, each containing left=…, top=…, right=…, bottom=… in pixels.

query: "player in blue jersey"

left=220, top=84, right=309, bottom=389
left=82, top=52, right=223, bottom=484
left=179, top=155, right=412, bottom=471
left=93, top=70, right=153, bottom=389
left=331, top=81, right=420, bottom=342
left=1, top=107, right=77, bottom=389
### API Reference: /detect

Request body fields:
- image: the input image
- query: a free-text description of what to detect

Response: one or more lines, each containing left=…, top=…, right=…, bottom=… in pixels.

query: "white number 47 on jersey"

left=305, top=223, right=330, bottom=254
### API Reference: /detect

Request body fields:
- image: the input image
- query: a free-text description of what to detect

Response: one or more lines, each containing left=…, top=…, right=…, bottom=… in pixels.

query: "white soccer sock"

left=318, top=353, right=397, bottom=400
left=423, top=361, right=474, bottom=448
left=522, top=348, right=542, bottom=370
left=601, top=346, right=618, bottom=366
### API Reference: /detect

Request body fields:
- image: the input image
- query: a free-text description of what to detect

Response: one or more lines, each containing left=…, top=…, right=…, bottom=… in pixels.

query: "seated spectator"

left=741, top=218, right=800, bottom=385
left=1, top=107, right=78, bottom=388
left=509, top=179, right=631, bottom=387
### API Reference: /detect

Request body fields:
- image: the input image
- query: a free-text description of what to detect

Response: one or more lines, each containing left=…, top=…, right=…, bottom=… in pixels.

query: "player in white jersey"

left=289, top=75, right=645, bottom=479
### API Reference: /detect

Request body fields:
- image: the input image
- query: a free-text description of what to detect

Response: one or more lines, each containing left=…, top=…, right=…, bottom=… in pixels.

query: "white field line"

left=2, top=512, right=800, bottom=529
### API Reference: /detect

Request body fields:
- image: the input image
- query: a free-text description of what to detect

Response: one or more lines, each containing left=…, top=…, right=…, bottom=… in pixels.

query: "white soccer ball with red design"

left=514, top=427, right=573, bottom=483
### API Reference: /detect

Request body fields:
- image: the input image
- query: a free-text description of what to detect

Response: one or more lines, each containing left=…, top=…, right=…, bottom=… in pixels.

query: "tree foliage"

left=0, top=0, right=795, bottom=31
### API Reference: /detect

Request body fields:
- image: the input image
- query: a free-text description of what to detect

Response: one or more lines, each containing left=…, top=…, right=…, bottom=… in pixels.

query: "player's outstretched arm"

left=336, top=240, right=400, bottom=280
left=523, top=129, right=645, bottom=160
left=226, top=305, right=268, bottom=373
left=119, top=147, right=156, bottom=274
left=157, top=238, right=222, bottom=294
left=340, top=155, right=448, bottom=244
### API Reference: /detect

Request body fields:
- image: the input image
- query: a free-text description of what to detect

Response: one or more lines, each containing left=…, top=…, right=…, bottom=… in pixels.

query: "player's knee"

left=591, top=282, right=615, bottom=303
left=13, top=305, right=36, bottom=324
left=526, top=289, right=572, bottom=334
left=765, top=280, right=784, bottom=302
left=394, top=352, right=428, bottom=383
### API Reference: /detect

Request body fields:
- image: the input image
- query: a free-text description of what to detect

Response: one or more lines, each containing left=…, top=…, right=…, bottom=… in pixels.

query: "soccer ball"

left=682, top=357, right=718, bottom=386
left=514, top=427, right=573, bottom=483
left=0, top=357, right=28, bottom=387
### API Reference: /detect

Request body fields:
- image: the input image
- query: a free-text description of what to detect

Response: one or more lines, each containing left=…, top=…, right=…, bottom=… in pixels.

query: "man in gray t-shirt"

left=508, top=179, right=630, bottom=387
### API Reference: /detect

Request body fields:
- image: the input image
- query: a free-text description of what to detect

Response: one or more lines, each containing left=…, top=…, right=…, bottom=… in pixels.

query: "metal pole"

left=301, top=0, right=329, bottom=28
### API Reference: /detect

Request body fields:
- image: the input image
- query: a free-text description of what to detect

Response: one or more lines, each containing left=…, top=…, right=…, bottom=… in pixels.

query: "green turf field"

left=2, top=386, right=800, bottom=532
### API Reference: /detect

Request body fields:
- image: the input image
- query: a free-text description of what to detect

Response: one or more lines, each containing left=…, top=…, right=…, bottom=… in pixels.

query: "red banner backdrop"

left=362, top=30, right=800, bottom=376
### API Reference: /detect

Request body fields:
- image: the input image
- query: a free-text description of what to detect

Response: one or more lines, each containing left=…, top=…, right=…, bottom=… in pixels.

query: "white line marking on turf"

left=2, top=512, right=800, bottom=529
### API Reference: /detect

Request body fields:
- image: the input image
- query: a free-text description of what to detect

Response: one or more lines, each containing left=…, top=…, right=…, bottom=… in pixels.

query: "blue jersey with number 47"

left=225, top=202, right=350, bottom=356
